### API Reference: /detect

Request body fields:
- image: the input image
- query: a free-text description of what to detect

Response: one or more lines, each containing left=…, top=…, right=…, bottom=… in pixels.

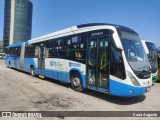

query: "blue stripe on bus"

left=87, top=84, right=109, bottom=92
left=109, top=79, right=152, bottom=97
left=5, top=56, right=19, bottom=68
left=7, top=57, right=86, bottom=87
left=45, top=69, right=70, bottom=83
left=25, top=41, right=29, bottom=45
left=44, top=68, right=86, bottom=87
left=5, top=57, right=152, bottom=97
left=24, top=58, right=37, bottom=73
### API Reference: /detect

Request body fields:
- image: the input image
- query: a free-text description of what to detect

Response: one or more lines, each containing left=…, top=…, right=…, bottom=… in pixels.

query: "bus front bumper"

left=109, top=79, right=152, bottom=97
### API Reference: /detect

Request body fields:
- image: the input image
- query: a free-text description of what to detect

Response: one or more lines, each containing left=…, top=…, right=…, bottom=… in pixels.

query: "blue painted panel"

left=82, top=75, right=86, bottom=88
left=25, top=41, right=29, bottom=45
left=97, top=87, right=109, bottom=91
left=109, top=79, right=152, bottom=97
left=44, top=69, right=70, bottom=83
left=38, top=69, right=45, bottom=76
left=8, top=56, right=16, bottom=68
left=87, top=84, right=109, bottom=92
left=44, top=69, right=51, bottom=78
left=35, top=68, right=38, bottom=75
left=58, top=72, right=70, bottom=83
left=50, top=70, right=58, bottom=80
left=24, top=58, right=37, bottom=73
left=16, top=57, right=20, bottom=69
left=87, top=85, right=96, bottom=89
left=6, top=42, right=22, bottom=48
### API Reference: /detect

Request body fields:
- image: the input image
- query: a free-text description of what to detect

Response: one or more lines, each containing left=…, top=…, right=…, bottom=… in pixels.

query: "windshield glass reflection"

left=120, top=31, right=150, bottom=72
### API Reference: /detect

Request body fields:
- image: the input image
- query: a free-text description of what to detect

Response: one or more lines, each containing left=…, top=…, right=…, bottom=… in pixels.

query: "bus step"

left=39, top=75, right=45, bottom=79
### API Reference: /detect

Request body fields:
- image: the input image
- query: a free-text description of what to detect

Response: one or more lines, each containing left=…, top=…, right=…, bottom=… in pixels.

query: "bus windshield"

left=145, top=42, right=158, bottom=73
left=158, top=51, right=160, bottom=67
left=120, top=31, right=150, bottom=75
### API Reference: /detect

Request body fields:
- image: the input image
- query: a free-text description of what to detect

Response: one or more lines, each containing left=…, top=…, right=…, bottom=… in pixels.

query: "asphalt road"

left=0, top=59, right=160, bottom=120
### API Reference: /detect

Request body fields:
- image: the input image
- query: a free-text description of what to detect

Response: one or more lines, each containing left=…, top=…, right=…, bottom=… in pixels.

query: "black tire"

left=30, top=66, right=35, bottom=77
left=71, top=72, right=84, bottom=92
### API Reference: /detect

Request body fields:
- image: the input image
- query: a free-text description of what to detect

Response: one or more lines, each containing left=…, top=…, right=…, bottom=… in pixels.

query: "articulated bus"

left=5, top=23, right=152, bottom=97
left=142, top=40, right=158, bottom=81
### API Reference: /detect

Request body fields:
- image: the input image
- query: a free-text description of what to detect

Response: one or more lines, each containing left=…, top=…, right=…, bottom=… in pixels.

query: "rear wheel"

left=8, top=61, right=11, bottom=68
left=30, top=66, right=35, bottom=77
left=71, top=72, right=84, bottom=92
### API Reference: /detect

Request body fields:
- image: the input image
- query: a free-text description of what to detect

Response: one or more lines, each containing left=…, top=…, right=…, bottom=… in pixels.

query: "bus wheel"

left=30, top=66, right=35, bottom=77
left=8, top=61, right=11, bottom=68
left=71, top=72, right=84, bottom=92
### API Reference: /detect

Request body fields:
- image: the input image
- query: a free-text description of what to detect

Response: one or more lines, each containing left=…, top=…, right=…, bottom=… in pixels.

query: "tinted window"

left=6, top=47, right=21, bottom=57
left=25, top=44, right=35, bottom=57
left=46, top=34, right=87, bottom=64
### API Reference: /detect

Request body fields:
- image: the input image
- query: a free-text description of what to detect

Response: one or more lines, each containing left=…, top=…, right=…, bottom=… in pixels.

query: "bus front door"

left=38, top=45, right=45, bottom=76
left=87, top=36, right=109, bottom=91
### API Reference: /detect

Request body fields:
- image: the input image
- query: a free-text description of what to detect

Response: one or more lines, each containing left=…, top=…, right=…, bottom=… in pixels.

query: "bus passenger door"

left=87, top=36, right=109, bottom=91
left=38, top=45, right=45, bottom=76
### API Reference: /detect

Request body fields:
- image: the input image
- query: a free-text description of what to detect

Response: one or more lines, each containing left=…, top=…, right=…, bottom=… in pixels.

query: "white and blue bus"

left=142, top=40, right=158, bottom=81
left=157, top=48, right=160, bottom=80
left=5, top=23, right=152, bottom=97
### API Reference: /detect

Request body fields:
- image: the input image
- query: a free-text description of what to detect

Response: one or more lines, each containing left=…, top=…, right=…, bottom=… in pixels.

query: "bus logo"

left=50, top=61, right=63, bottom=68
left=50, top=61, right=56, bottom=66
left=91, top=32, right=103, bottom=37
left=69, top=62, right=81, bottom=67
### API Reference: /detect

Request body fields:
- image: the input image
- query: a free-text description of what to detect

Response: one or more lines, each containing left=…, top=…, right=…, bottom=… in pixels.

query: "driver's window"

left=110, top=42, right=126, bottom=80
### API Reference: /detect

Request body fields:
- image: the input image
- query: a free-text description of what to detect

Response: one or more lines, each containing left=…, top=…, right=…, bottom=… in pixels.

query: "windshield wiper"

left=137, top=66, right=149, bottom=71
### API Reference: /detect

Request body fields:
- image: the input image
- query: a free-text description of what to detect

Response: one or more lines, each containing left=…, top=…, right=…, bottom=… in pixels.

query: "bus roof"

left=145, top=41, right=157, bottom=50
left=77, top=23, right=136, bottom=33
left=5, top=23, right=138, bottom=47
left=6, top=42, right=22, bottom=48
left=26, top=23, right=137, bottom=44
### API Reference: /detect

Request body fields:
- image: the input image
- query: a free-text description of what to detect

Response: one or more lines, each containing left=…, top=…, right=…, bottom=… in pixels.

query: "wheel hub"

left=73, top=78, right=80, bottom=87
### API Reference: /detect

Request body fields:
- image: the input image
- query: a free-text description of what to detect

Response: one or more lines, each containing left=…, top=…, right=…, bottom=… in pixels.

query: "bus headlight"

left=127, top=71, right=141, bottom=86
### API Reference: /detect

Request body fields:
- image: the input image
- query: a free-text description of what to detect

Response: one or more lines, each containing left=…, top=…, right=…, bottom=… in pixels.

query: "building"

left=3, top=0, right=33, bottom=47
left=0, top=39, right=3, bottom=52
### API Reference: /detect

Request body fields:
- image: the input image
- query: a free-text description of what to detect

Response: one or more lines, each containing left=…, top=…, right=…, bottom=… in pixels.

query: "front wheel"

left=71, top=72, right=84, bottom=92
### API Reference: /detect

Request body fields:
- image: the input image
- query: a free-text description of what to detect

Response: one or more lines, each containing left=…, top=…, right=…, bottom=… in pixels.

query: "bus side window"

left=25, top=44, right=35, bottom=58
left=35, top=46, right=39, bottom=58
left=16, top=47, right=21, bottom=57
left=64, top=37, right=70, bottom=59
left=110, top=42, right=126, bottom=80
left=52, top=39, right=65, bottom=58
left=45, top=40, right=53, bottom=58
left=74, top=35, right=86, bottom=64
left=11, top=47, right=16, bottom=56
